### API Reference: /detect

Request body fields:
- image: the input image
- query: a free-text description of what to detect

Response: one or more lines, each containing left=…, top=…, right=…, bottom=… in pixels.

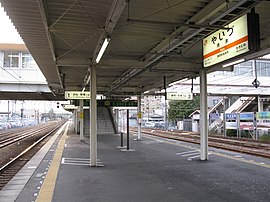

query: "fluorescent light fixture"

left=222, top=59, right=245, bottom=68
left=96, top=38, right=110, bottom=63
left=169, top=78, right=190, bottom=86
left=143, top=90, right=150, bottom=94
left=82, top=87, right=86, bottom=92
left=169, top=80, right=180, bottom=86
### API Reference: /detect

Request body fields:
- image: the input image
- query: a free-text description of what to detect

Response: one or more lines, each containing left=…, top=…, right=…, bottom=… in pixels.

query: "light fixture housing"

left=222, top=59, right=245, bottom=68
left=96, top=38, right=110, bottom=63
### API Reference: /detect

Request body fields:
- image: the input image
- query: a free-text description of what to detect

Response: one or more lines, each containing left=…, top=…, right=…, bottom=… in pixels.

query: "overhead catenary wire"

left=170, top=63, right=270, bottom=93
left=0, top=59, right=46, bottom=98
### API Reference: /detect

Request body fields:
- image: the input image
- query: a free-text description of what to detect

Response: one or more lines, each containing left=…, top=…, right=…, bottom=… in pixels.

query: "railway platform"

left=1, top=121, right=270, bottom=202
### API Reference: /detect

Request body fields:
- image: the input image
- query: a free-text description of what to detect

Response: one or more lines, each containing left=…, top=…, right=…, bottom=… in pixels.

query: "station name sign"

left=72, top=100, right=138, bottom=107
left=225, top=113, right=237, bottom=120
left=239, top=112, right=254, bottom=120
left=167, top=92, right=193, bottom=100
left=65, top=91, right=90, bottom=99
left=203, top=12, right=260, bottom=67
left=256, top=112, right=270, bottom=120
left=62, top=104, right=77, bottom=109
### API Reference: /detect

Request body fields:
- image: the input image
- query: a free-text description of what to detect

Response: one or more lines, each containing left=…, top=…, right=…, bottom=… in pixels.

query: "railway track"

left=132, top=128, right=270, bottom=158
left=0, top=124, right=54, bottom=148
left=0, top=121, right=65, bottom=190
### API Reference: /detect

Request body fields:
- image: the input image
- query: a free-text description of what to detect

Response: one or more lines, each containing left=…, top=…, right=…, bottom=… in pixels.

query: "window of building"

left=4, top=52, right=19, bottom=68
left=232, top=61, right=252, bottom=76
left=2, top=51, right=37, bottom=68
left=257, top=61, right=270, bottom=77
left=22, top=53, right=31, bottom=68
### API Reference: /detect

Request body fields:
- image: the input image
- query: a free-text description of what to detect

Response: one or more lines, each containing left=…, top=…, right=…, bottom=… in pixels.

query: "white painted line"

left=62, top=161, right=103, bottom=166
left=28, top=166, right=37, bottom=169
left=65, top=159, right=90, bottom=162
left=63, top=162, right=90, bottom=166
left=235, top=155, right=242, bottom=158
left=66, top=161, right=90, bottom=164
left=61, top=157, right=103, bottom=166
left=187, top=153, right=212, bottom=161
left=182, top=152, right=200, bottom=157
left=176, top=150, right=199, bottom=155
left=187, top=155, right=201, bottom=160
left=64, top=157, right=91, bottom=160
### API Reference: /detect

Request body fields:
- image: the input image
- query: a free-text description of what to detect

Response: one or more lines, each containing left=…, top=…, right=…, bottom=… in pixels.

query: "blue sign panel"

left=226, top=113, right=237, bottom=120
left=239, top=112, right=254, bottom=120
left=256, top=112, right=270, bottom=120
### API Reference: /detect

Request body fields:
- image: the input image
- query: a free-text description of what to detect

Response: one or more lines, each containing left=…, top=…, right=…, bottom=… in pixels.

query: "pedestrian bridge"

left=0, top=44, right=63, bottom=100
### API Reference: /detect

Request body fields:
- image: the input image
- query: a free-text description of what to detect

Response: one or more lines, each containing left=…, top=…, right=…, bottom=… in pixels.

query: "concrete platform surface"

left=8, top=123, right=270, bottom=201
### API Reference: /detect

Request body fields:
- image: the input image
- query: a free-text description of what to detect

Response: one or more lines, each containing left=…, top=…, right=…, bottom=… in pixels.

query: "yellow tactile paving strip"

left=36, top=122, right=69, bottom=202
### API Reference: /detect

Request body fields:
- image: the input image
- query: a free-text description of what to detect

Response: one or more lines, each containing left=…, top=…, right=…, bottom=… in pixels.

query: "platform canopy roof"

left=1, top=0, right=270, bottom=99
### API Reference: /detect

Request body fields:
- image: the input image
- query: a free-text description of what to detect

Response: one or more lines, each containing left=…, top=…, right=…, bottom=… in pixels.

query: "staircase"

left=97, top=107, right=116, bottom=134
left=227, top=97, right=255, bottom=113
left=83, top=107, right=116, bottom=135
left=209, top=97, right=255, bottom=133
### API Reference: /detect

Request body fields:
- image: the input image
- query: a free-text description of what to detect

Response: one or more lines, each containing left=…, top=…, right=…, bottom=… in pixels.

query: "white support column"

left=257, top=96, right=263, bottom=140
left=90, top=66, right=97, bottom=167
left=258, top=95, right=263, bottom=112
left=75, top=109, right=79, bottom=134
left=73, top=109, right=77, bottom=131
left=79, top=99, right=84, bottom=141
left=199, top=68, right=208, bottom=161
left=137, top=95, right=142, bottom=140
left=115, top=109, right=119, bottom=133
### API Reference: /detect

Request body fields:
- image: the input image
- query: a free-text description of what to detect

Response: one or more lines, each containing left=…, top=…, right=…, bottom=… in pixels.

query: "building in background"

left=141, top=95, right=164, bottom=121
left=0, top=43, right=46, bottom=83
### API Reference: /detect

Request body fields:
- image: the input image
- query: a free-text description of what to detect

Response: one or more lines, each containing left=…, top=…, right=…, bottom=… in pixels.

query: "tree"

left=168, top=96, right=200, bottom=121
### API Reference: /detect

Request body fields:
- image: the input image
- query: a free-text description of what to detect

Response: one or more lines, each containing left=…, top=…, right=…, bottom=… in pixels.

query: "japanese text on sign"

left=203, top=15, right=249, bottom=67
left=256, top=112, right=270, bottom=120
left=225, top=113, right=237, bottom=120
left=239, top=112, right=254, bottom=120
left=65, top=91, right=90, bottom=99
left=167, top=92, right=193, bottom=100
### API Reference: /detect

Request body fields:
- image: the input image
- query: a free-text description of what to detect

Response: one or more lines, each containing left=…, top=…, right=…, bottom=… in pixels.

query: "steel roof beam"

left=82, top=0, right=127, bottom=88
left=37, top=0, right=64, bottom=89
left=106, top=0, right=260, bottom=95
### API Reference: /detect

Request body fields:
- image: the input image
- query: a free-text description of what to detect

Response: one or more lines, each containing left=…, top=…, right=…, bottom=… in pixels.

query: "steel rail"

left=0, top=124, right=59, bottom=148
left=132, top=128, right=270, bottom=158
left=0, top=123, right=63, bottom=172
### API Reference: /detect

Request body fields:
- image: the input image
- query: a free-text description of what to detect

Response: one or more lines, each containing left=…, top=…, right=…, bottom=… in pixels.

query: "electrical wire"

left=0, top=59, right=47, bottom=98
left=172, top=62, right=270, bottom=93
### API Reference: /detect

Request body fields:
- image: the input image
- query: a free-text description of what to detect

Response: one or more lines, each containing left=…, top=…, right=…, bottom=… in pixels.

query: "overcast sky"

left=0, top=3, right=24, bottom=44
